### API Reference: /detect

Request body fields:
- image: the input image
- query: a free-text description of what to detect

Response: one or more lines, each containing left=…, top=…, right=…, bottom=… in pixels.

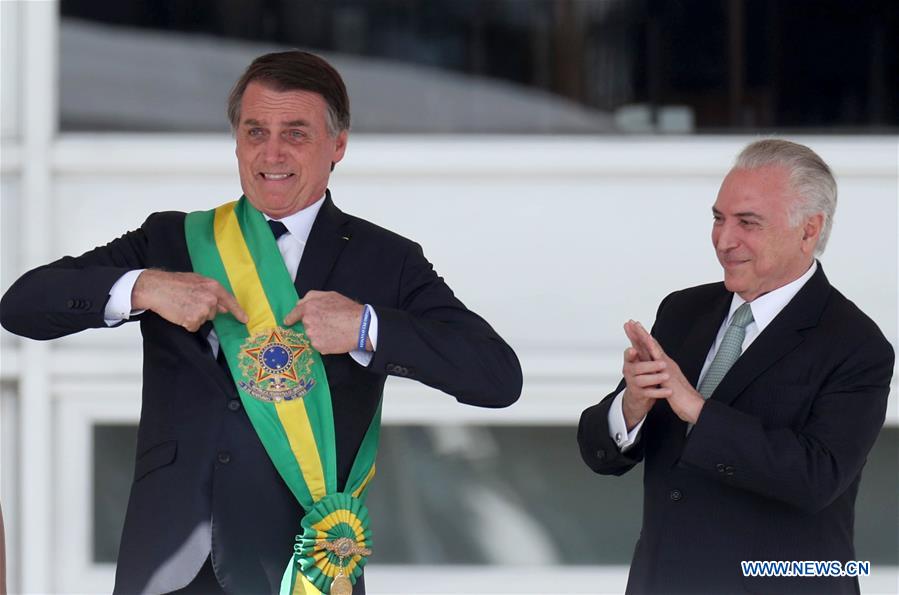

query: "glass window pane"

left=92, top=424, right=137, bottom=563
left=59, top=0, right=899, bottom=133
left=92, top=424, right=898, bottom=566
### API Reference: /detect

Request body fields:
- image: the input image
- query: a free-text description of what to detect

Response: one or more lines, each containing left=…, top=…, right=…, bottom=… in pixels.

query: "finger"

left=634, top=359, right=668, bottom=374
left=635, top=322, right=665, bottom=361
left=630, top=334, right=656, bottom=362
left=624, top=347, right=639, bottom=363
left=623, top=321, right=640, bottom=345
left=283, top=303, right=306, bottom=327
left=212, top=286, right=248, bottom=324
left=642, top=387, right=673, bottom=399
left=184, top=317, right=204, bottom=333
left=631, top=359, right=667, bottom=375
left=297, top=290, right=325, bottom=305
left=623, top=362, right=665, bottom=380
left=632, top=372, right=670, bottom=387
left=625, top=321, right=654, bottom=361
left=307, top=335, right=330, bottom=355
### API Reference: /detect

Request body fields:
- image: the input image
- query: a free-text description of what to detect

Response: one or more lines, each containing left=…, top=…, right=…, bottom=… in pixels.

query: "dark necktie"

left=268, top=220, right=289, bottom=240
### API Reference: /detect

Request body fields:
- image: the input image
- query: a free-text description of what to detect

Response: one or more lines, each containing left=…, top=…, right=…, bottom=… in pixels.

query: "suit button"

left=669, top=489, right=683, bottom=502
left=725, top=465, right=735, bottom=476
left=596, top=449, right=607, bottom=461
left=227, top=399, right=241, bottom=411
left=67, top=299, right=76, bottom=309
left=716, top=463, right=726, bottom=473
left=217, top=452, right=231, bottom=464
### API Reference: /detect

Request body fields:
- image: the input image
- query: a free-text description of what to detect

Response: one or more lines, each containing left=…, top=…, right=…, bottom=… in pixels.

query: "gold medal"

left=314, top=535, right=372, bottom=595
left=330, top=573, right=353, bottom=595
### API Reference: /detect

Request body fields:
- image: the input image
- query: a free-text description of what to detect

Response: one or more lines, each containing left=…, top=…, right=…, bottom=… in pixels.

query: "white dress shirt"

left=104, top=195, right=378, bottom=366
left=608, top=261, right=818, bottom=451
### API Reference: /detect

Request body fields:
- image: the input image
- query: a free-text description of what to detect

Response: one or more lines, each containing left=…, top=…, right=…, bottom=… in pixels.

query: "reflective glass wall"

left=95, top=424, right=899, bottom=566
left=60, top=0, right=899, bottom=133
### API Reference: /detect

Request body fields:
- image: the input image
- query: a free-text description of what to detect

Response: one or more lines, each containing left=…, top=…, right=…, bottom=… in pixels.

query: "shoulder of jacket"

left=142, top=211, right=187, bottom=229
left=342, top=213, right=421, bottom=252
left=660, top=281, right=727, bottom=311
left=823, top=286, right=893, bottom=352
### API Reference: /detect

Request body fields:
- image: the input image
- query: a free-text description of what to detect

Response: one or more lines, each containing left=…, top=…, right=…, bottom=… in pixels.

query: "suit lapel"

left=709, top=265, right=831, bottom=406
left=294, top=191, right=351, bottom=299
left=677, top=289, right=732, bottom=387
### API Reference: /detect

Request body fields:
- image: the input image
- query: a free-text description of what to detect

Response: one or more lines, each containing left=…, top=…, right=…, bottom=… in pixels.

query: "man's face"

left=235, top=81, right=348, bottom=218
left=711, top=165, right=820, bottom=302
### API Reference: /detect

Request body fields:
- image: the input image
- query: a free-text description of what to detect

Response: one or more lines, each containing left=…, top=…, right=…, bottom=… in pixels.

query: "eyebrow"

left=711, top=207, right=764, bottom=220
left=241, top=118, right=311, bottom=128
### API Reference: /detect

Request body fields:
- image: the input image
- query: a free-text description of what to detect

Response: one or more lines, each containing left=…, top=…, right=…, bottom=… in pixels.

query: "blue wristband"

left=357, top=304, right=372, bottom=351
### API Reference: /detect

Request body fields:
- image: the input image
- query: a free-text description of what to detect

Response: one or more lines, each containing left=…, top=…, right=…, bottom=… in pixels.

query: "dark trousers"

left=168, top=556, right=366, bottom=594
left=170, top=557, right=224, bottom=595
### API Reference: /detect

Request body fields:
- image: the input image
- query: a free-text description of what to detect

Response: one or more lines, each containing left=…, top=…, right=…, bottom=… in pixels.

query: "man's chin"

left=247, top=194, right=298, bottom=217
left=722, top=274, right=744, bottom=294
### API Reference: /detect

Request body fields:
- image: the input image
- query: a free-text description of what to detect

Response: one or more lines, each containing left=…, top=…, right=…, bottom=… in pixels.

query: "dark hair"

left=227, top=50, right=350, bottom=135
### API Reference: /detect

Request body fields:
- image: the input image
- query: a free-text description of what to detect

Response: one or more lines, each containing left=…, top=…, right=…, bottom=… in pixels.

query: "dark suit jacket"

left=1, top=195, right=522, bottom=594
left=578, top=266, right=893, bottom=594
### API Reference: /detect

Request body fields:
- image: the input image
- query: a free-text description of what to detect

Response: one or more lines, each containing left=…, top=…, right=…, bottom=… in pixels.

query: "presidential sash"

left=185, top=197, right=381, bottom=595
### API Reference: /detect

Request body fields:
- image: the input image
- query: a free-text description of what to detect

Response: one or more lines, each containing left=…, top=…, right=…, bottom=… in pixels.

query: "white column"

left=20, top=1, right=58, bottom=593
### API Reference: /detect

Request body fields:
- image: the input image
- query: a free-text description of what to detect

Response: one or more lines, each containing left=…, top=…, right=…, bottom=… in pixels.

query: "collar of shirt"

left=726, top=259, right=818, bottom=335
left=263, top=194, right=326, bottom=244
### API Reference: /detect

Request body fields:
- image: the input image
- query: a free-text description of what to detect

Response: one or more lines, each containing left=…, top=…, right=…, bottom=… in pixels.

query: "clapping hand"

left=623, top=321, right=704, bottom=424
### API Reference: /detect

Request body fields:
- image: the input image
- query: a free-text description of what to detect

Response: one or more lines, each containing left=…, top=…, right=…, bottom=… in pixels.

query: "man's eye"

left=287, top=130, right=305, bottom=139
left=740, top=220, right=758, bottom=228
left=248, top=128, right=264, bottom=137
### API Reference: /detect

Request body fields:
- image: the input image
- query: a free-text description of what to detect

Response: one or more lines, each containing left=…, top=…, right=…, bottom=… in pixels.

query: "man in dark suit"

left=0, top=51, right=522, bottom=594
left=578, top=139, right=893, bottom=594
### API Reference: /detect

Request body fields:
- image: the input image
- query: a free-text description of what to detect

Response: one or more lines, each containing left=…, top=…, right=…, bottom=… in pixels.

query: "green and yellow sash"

left=185, top=197, right=381, bottom=594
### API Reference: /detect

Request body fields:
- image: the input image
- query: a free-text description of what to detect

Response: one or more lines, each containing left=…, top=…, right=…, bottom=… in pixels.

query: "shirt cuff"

left=349, top=305, right=378, bottom=367
left=608, top=389, right=646, bottom=452
left=104, top=269, right=147, bottom=326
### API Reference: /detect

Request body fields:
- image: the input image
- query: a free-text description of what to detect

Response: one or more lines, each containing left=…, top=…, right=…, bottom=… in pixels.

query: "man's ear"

left=802, top=213, right=824, bottom=254
left=330, top=130, right=349, bottom=172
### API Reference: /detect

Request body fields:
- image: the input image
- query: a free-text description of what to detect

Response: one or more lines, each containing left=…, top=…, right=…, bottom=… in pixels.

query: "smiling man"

left=578, top=140, right=894, bottom=594
left=0, top=51, right=522, bottom=595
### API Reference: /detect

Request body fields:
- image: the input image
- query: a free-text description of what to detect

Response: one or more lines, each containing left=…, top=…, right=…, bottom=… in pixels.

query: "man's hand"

left=621, top=349, right=670, bottom=430
left=283, top=290, right=368, bottom=355
left=620, top=320, right=668, bottom=430
left=132, top=270, right=248, bottom=332
left=628, top=321, right=705, bottom=424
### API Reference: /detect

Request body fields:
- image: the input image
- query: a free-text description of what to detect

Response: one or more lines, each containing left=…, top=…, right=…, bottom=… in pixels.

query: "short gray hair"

left=734, top=139, right=837, bottom=256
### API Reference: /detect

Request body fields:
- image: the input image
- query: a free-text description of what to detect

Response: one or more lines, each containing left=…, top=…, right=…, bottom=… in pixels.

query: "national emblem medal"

left=236, top=327, right=316, bottom=402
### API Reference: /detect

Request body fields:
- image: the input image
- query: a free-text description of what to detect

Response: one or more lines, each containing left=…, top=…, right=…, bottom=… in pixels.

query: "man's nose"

left=262, top=137, right=286, bottom=162
left=715, top=223, right=739, bottom=251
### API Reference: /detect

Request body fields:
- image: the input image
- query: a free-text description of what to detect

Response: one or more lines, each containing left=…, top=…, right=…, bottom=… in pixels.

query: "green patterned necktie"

left=698, top=302, right=754, bottom=399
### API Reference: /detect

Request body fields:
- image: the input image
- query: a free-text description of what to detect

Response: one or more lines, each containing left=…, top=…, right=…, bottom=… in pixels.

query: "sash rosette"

left=186, top=198, right=381, bottom=595
left=296, top=493, right=372, bottom=591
